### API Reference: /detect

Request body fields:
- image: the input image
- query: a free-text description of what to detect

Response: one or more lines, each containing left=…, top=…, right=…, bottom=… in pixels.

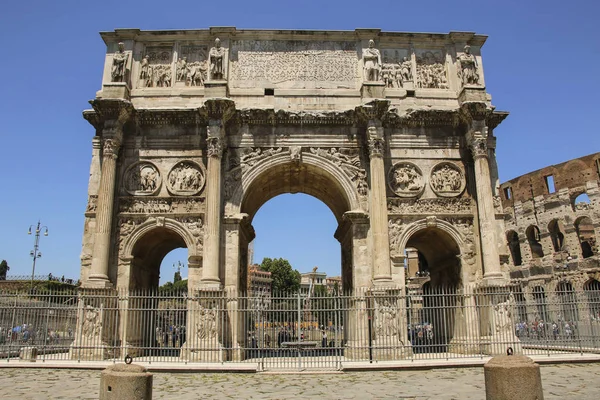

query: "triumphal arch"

left=75, top=27, right=512, bottom=361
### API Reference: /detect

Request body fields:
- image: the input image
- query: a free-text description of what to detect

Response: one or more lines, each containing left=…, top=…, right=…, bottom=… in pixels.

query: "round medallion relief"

left=167, top=161, right=206, bottom=196
left=429, top=162, right=465, bottom=197
left=124, top=161, right=161, bottom=196
left=388, top=162, right=425, bottom=198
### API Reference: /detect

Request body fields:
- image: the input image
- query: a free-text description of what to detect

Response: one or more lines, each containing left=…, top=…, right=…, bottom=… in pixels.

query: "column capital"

left=102, top=138, right=121, bottom=159
left=207, top=136, right=224, bottom=158
left=468, top=136, right=488, bottom=160
left=200, top=98, right=236, bottom=124
left=354, top=99, right=390, bottom=122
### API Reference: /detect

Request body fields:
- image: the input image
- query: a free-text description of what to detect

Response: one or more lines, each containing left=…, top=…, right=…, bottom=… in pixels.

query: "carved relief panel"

left=429, top=162, right=466, bottom=197
left=229, top=40, right=358, bottom=89
left=124, top=162, right=162, bottom=196
left=380, top=48, right=412, bottom=88
left=139, top=46, right=173, bottom=88
left=167, top=161, right=206, bottom=196
left=177, top=44, right=208, bottom=87
left=415, top=50, right=448, bottom=89
left=388, top=162, right=425, bottom=198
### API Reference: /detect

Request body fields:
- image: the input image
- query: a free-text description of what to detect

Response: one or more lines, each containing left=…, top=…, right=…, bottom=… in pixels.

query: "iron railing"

left=1, top=286, right=599, bottom=370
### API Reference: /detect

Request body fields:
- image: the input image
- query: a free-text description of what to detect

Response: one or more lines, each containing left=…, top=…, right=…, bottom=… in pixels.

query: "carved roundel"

left=388, top=162, right=425, bottom=198
left=124, top=161, right=161, bottom=196
left=429, top=162, right=466, bottom=197
left=167, top=161, right=206, bottom=196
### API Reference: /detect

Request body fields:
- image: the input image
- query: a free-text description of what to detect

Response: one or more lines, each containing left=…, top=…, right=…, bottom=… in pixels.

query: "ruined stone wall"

left=500, top=153, right=600, bottom=293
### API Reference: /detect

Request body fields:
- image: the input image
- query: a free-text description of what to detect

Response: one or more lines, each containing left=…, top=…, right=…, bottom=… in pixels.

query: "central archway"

left=229, top=152, right=364, bottom=293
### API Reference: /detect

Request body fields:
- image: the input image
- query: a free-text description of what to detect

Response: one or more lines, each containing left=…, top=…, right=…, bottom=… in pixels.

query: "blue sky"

left=0, top=1, right=598, bottom=283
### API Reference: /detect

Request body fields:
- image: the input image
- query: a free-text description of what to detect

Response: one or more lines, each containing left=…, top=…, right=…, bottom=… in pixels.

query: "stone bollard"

left=484, top=355, right=544, bottom=400
left=19, top=346, right=38, bottom=362
left=99, top=363, right=152, bottom=400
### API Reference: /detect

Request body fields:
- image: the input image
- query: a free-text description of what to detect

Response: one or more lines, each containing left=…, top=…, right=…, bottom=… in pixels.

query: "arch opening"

left=405, top=227, right=461, bottom=354
left=526, top=226, right=544, bottom=259
left=575, top=216, right=596, bottom=258
left=548, top=220, right=566, bottom=253
left=126, top=227, right=190, bottom=357
left=556, top=281, right=578, bottom=322
left=506, top=230, right=522, bottom=266
left=238, top=160, right=355, bottom=293
left=584, top=279, right=600, bottom=320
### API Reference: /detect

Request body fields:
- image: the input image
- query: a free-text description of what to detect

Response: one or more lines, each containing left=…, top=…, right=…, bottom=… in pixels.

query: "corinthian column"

left=467, top=123, right=503, bottom=281
left=367, top=121, right=392, bottom=284
left=87, top=138, right=121, bottom=288
left=202, top=132, right=224, bottom=288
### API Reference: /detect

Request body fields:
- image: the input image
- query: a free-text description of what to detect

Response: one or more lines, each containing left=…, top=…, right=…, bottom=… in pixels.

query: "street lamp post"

left=28, top=221, right=49, bottom=292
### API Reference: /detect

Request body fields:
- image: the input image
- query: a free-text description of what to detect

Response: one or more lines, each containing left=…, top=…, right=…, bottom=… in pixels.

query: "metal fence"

left=1, top=286, right=600, bottom=370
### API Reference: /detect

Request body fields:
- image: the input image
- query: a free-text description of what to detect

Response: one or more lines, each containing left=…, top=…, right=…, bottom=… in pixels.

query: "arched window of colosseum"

left=575, top=216, right=596, bottom=258
left=526, top=225, right=544, bottom=258
left=547, top=219, right=565, bottom=252
left=573, top=193, right=591, bottom=211
left=506, top=230, right=522, bottom=266
left=556, top=281, right=578, bottom=322
left=532, top=286, right=550, bottom=322
left=584, top=279, right=600, bottom=320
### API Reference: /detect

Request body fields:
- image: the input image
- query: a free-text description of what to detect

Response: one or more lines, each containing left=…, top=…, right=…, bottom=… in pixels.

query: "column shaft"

left=88, top=139, right=120, bottom=286
left=471, top=138, right=502, bottom=279
left=202, top=137, right=223, bottom=286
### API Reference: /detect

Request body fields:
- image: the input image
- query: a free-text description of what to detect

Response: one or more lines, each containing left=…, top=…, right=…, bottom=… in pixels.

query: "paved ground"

left=0, top=363, right=599, bottom=399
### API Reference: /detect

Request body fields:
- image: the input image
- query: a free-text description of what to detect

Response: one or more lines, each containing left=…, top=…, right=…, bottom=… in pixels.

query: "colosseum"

left=499, top=153, right=600, bottom=321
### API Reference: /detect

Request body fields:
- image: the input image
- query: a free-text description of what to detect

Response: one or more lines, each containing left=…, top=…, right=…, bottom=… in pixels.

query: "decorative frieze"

left=240, top=147, right=283, bottom=168
left=388, top=162, right=425, bottom=198
left=119, top=197, right=204, bottom=214
left=388, top=197, right=473, bottom=215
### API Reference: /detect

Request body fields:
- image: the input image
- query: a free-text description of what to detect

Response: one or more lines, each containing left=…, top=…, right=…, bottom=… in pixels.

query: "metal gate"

left=244, top=290, right=346, bottom=371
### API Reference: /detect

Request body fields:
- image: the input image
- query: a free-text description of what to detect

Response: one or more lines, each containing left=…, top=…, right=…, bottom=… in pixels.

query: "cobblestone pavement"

left=0, top=363, right=599, bottom=399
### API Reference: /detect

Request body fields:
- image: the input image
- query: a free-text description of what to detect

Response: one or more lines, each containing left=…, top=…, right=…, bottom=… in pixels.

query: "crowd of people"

left=515, top=319, right=577, bottom=341
left=0, top=324, right=72, bottom=346
left=155, top=324, right=186, bottom=348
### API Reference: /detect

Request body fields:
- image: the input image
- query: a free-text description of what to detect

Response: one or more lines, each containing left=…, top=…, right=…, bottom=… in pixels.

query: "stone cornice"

left=355, top=99, right=391, bottom=124
left=89, top=98, right=134, bottom=122
left=200, top=98, right=236, bottom=124
left=486, top=111, right=509, bottom=131
left=83, top=110, right=103, bottom=130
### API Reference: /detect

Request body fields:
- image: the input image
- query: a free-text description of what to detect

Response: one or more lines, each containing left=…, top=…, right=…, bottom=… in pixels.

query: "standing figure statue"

left=111, top=42, right=128, bottom=82
left=139, top=55, right=151, bottom=87
left=209, top=38, right=226, bottom=80
left=362, top=40, right=382, bottom=82
left=457, top=45, right=479, bottom=86
left=400, top=57, right=413, bottom=82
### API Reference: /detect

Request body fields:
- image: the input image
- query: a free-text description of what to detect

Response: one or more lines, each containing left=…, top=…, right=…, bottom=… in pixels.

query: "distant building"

left=247, top=264, right=272, bottom=296
left=300, top=268, right=341, bottom=295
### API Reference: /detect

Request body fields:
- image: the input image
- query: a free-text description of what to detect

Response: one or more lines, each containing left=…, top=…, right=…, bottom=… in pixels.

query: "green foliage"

left=173, top=271, right=182, bottom=283
left=260, top=257, right=301, bottom=293
left=159, top=279, right=188, bottom=292
left=0, top=260, right=9, bottom=280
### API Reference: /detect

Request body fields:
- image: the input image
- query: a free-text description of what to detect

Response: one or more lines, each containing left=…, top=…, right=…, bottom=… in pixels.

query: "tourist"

left=321, top=330, right=327, bottom=348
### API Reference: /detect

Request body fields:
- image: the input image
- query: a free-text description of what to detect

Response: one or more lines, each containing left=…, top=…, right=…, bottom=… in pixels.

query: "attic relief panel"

left=415, top=50, right=448, bottom=89
left=229, top=40, right=358, bottom=88
left=139, top=46, right=173, bottom=88
left=176, top=44, right=208, bottom=87
left=381, top=48, right=413, bottom=88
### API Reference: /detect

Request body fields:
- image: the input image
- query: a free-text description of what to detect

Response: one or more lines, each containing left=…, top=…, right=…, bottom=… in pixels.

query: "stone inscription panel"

left=230, top=40, right=359, bottom=89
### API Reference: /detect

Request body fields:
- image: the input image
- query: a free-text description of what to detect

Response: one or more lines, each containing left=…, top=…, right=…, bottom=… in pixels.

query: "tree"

left=0, top=260, right=9, bottom=280
left=260, top=257, right=301, bottom=294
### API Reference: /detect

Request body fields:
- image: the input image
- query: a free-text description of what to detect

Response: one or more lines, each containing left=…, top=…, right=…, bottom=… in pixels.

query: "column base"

left=199, top=280, right=222, bottom=290
left=482, top=273, right=508, bottom=287
left=371, top=340, right=412, bottom=360
left=83, top=276, right=113, bottom=289
left=180, top=340, right=226, bottom=362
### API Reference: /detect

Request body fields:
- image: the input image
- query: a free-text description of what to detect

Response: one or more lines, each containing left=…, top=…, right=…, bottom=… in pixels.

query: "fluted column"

left=467, top=123, right=502, bottom=281
left=87, top=138, right=121, bottom=287
left=367, top=121, right=392, bottom=284
left=201, top=126, right=225, bottom=288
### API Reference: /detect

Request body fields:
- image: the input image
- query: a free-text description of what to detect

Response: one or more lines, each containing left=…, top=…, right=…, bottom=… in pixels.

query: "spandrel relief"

left=177, top=45, right=208, bottom=87
left=381, top=49, right=412, bottom=88
left=139, top=46, right=173, bottom=88
left=429, top=162, right=466, bottom=197
left=124, top=162, right=161, bottom=196
left=415, top=50, right=448, bottom=89
left=167, top=161, right=206, bottom=196
left=388, top=162, right=425, bottom=198
left=229, top=40, right=357, bottom=88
